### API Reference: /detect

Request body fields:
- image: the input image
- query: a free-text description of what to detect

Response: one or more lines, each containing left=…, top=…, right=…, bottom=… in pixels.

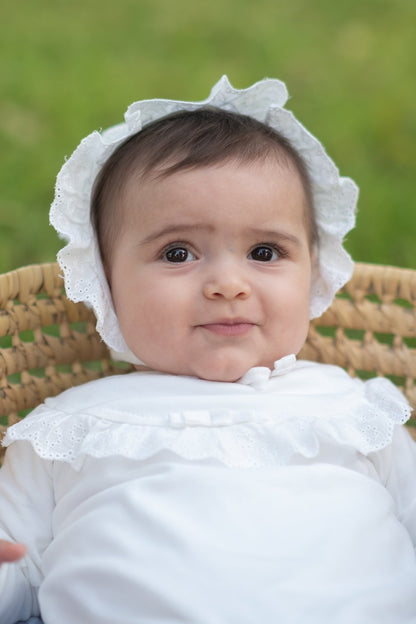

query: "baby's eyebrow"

left=140, top=224, right=212, bottom=245
left=140, top=224, right=301, bottom=247
left=247, top=228, right=302, bottom=247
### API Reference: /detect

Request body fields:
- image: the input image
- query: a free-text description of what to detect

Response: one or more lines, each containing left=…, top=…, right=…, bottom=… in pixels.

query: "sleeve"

left=370, top=426, right=416, bottom=547
left=0, top=440, right=55, bottom=622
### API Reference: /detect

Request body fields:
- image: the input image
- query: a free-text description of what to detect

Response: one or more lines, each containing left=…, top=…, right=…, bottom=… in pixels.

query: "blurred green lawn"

left=1, top=0, right=415, bottom=272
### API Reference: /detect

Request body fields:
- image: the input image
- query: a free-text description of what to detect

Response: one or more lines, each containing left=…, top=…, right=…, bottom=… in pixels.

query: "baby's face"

left=109, top=159, right=313, bottom=382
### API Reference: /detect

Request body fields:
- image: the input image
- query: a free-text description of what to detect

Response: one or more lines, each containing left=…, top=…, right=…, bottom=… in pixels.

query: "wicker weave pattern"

left=300, top=263, right=416, bottom=415
left=0, top=263, right=133, bottom=448
left=1, top=262, right=416, bottom=458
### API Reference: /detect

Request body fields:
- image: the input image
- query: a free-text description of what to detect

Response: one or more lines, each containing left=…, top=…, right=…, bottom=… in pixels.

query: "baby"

left=1, top=76, right=416, bottom=623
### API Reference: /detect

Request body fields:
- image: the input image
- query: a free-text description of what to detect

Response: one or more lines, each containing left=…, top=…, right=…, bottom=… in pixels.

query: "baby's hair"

left=91, top=108, right=318, bottom=266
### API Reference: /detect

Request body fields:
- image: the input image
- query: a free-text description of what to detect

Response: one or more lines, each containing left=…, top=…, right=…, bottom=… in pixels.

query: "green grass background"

left=1, top=0, right=415, bottom=272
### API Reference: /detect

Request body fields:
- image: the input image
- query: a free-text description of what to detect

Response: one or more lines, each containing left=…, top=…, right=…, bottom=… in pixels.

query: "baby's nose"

left=202, top=264, right=251, bottom=300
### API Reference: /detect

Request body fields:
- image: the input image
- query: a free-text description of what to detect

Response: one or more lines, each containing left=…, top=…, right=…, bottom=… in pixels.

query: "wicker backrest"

left=0, top=263, right=134, bottom=443
left=1, top=261, right=416, bottom=456
left=300, top=262, right=416, bottom=408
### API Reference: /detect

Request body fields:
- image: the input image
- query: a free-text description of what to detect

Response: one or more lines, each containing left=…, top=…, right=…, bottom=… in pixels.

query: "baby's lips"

left=198, top=319, right=257, bottom=337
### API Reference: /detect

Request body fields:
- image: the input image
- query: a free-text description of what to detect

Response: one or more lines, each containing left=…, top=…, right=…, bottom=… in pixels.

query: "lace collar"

left=3, top=360, right=411, bottom=468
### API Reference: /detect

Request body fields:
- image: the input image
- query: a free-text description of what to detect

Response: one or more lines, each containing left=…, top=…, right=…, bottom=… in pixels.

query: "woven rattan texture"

left=300, top=263, right=416, bottom=423
left=0, top=263, right=134, bottom=456
left=1, top=262, right=416, bottom=459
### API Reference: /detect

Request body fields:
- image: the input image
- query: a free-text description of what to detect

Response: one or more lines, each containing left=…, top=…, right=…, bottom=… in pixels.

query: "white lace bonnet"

left=50, top=75, right=358, bottom=365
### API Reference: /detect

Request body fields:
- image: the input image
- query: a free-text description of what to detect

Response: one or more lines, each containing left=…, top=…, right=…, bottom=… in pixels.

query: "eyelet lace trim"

left=3, top=377, right=411, bottom=468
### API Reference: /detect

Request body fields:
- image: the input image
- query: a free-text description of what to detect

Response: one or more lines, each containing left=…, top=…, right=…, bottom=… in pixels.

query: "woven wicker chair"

left=1, top=261, right=416, bottom=460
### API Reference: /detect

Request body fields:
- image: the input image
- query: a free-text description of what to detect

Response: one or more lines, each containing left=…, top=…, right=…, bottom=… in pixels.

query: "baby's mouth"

left=198, top=320, right=256, bottom=337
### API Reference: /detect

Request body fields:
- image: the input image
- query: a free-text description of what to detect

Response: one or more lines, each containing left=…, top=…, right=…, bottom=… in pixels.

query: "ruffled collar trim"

left=3, top=360, right=412, bottom=468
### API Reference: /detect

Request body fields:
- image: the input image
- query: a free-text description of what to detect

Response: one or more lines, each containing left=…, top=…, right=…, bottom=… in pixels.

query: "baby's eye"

left=248, top=245, right=280, bottom=262
left=163, top=247, right=195, bottom=263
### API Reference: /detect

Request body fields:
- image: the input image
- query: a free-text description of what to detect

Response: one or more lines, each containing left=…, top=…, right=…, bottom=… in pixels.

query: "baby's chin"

left=162, top=357, right=273, bottom=383
left=191, top=369, right=246, bottom=383
left=129, top=348, right=277, bottom=382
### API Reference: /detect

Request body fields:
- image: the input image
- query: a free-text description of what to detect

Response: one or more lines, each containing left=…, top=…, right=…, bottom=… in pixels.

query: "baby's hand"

left=0, top=539, right=26, bottom=565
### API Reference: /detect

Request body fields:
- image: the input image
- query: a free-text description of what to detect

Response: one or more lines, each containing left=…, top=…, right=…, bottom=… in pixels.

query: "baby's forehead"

left=115, top=158, right=312, bottom=254
left=119, top=155, right=315, bottom=246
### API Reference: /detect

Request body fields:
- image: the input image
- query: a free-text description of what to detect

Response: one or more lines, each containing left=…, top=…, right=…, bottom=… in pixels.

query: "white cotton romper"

left=1, top=357, right=416, bottom=623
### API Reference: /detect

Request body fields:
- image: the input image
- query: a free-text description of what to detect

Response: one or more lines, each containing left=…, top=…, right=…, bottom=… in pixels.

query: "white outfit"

left=1, top=357, right=416, bottom=623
